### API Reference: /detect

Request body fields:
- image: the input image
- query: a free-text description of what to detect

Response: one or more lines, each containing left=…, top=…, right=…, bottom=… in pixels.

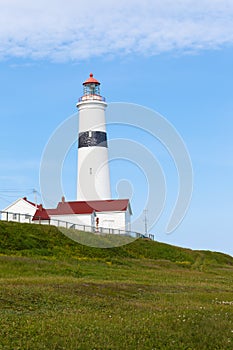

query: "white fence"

left=0, top=210, right=155, bottom=241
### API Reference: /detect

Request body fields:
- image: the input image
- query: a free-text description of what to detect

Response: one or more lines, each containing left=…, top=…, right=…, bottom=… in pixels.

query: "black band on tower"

left=78, top=131, right=108, bottom=148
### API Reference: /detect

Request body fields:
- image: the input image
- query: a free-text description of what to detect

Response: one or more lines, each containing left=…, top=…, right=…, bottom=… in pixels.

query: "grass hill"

left=0, top=221, right=232, bottom=268
left=1, top=221, right=233, bottom=350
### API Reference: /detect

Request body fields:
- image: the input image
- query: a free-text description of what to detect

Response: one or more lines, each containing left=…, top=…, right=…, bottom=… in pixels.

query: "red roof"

left=56, top=199, right=130, bottom=214
left=32, top=199, right=131, bottom=221
left=83, top=73, right=100, bottom=86
left=32, top=207, right=50, bottom=221
left=23, top=197, right=38, bottom=207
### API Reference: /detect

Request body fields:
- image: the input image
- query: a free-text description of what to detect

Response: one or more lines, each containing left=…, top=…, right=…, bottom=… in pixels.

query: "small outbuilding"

left=1, top=197, right=39, bottom=223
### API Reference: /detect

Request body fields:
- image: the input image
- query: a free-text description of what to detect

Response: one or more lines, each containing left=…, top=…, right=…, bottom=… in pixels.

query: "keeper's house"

left=2, top=197, right=132, bottom=232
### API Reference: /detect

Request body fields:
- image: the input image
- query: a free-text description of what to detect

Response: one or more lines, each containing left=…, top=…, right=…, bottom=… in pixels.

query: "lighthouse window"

left=90, top=168, right=93, bottom=175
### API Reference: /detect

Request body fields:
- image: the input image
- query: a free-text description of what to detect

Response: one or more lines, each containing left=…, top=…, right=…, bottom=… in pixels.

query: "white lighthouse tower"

left=76, top=73, right=111, bottom=201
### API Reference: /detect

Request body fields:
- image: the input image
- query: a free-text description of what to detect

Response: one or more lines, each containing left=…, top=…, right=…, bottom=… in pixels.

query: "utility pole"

left=143, top=209, right=148, bottom=237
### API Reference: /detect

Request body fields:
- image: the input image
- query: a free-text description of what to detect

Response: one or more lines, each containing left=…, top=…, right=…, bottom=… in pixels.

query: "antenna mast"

left=143, top=209, right=148, bottom=237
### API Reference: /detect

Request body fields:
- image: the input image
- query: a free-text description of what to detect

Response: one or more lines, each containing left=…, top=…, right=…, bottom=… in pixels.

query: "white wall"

left=38, top=211, right=130, bottom=233
left=49, top=214, right=92, bottom=228
left=97, top=212, right=126, bottom=231
left=33, top=220, right=51, bottom=226
left=77, top=147, right=111, bottom=200
left=78, top=101, right=107, bottom=133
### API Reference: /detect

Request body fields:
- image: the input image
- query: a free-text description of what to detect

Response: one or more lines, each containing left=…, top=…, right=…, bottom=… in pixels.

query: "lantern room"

left=78, top=73, right=105, bottom=102
left=83, top=73, right=101, bottom=95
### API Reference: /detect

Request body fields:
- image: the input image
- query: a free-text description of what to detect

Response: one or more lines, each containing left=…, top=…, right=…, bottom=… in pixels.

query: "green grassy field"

left=0, top=221, right=233, bottom=349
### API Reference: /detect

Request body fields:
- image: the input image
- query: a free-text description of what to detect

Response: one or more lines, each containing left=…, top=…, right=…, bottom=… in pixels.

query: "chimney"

left=61, top=196, right=65, bottom=204
left=38, top=204, right=43, bottom=211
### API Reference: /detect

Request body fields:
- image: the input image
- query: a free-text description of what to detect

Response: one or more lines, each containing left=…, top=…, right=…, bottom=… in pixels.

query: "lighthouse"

left=76, top=73, right=111, bottom=201
left=3, top=73, right=132, bottom=234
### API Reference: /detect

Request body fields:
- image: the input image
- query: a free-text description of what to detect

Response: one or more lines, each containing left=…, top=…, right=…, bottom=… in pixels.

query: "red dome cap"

left=83, top=73, right=100, bottom=85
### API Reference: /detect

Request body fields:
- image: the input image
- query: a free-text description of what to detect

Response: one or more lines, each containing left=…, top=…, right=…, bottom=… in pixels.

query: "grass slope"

left=0, top=221, right=233, bottom=350
left=0, top=221, right=232, bottom=267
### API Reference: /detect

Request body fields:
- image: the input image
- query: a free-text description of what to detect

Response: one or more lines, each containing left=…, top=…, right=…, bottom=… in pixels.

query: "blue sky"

left=0, top=0, right=233, bottom=255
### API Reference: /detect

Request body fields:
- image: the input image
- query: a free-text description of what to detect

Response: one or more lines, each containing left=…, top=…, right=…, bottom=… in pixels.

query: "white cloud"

left=0, top=0, right=233, bottom=61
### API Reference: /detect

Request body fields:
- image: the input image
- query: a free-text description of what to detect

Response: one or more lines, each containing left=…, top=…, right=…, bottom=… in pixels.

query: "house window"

left=90, top=168, right=92, bottom=175
left=25, top=214, right=30, bottom=220
left=13, top=213, right=17, bottom=220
